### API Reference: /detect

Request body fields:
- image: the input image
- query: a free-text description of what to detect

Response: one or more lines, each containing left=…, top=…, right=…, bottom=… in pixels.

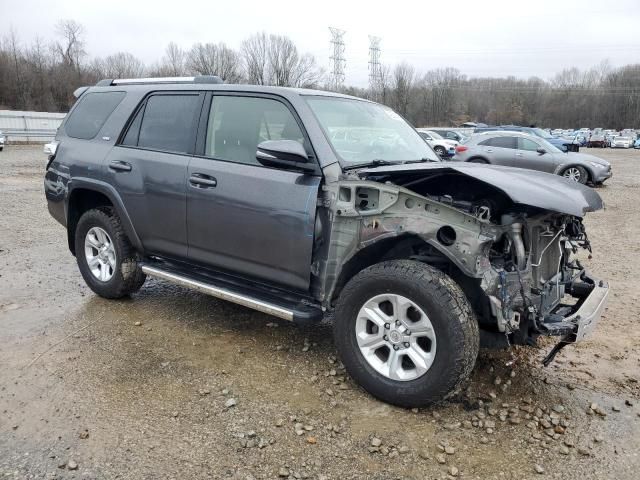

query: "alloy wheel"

left=563, top=167, right=582, bottom=182
left=355, top=293, right=437, bottom=381
left=84, top=226, right=116, bottom=282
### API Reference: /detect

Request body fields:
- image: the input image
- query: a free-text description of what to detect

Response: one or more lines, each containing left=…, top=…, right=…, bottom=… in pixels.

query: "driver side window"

left=205, top=96, right=305, bottom=166
left=519, top=138, right=540, bottom=151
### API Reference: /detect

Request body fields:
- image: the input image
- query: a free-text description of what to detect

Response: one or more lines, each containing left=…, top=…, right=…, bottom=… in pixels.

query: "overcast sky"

left=5, top=0, right=640, bottom=86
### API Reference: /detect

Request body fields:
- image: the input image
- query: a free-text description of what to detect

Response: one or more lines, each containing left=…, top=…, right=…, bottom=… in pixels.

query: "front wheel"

left=333, top=260, right=479, bottom=408
left=75, top=207, right=146, bottom=299
left=561, top=165, right=588, bottom=184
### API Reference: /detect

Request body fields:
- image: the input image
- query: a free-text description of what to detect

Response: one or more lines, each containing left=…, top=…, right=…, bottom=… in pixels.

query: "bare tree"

left=241, top=32, right=269, bottom=85
left=54, top=19, right=86, bottom=70
left=162, top=42, right=186, bottom=76
left=241, top=33, right=323, bottom=87
left=6, top=29, right=27, bottom=109
left=93, top=52, right=145, bottom=79
left=392, top=62, right=415, bottom=116
left=186, top=42, right=243, bottom=82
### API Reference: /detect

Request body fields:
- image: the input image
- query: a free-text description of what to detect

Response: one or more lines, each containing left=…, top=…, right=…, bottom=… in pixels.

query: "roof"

left=88, top=77, right=367, bottom=102
left=473, top=130, right=537, bottom=138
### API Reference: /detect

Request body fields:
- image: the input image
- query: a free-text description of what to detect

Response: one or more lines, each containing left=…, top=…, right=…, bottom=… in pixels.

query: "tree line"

left=2, top=19, right=640, bottom=129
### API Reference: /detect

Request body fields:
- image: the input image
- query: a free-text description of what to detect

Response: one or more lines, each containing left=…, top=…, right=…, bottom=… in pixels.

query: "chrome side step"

left=141, top=265, right=295, bottom=321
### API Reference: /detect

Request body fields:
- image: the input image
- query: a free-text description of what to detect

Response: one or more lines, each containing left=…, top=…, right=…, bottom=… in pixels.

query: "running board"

left=141, top=264, right=322, bottom=323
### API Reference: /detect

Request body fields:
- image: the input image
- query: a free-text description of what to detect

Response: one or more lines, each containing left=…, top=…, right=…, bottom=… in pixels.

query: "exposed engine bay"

left=313, top=163, right=609, bottom=363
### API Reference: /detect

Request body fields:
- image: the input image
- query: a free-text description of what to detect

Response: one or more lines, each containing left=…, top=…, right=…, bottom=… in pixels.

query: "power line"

left=368, top=35, right=382, bottom=101
left=328, top=27, right=346, bottom=92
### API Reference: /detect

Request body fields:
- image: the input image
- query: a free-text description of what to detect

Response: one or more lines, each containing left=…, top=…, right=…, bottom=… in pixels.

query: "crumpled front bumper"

left=542, top=274, right=609, bottom=343
left=566, top=279, right=609, bottom=342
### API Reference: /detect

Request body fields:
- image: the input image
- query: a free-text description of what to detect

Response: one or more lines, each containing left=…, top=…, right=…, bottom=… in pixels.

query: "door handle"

left=189, top=173, right=217, bottom=188
left=515, top=152, right=524, bottom=157
left=486, top=149, right=493, bottom=153
left=109, top=160, right=132, bottom=172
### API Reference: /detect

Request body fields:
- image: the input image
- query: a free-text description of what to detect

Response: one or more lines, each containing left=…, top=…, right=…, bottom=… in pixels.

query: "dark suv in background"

left=44, top=76, right=609, bottom=407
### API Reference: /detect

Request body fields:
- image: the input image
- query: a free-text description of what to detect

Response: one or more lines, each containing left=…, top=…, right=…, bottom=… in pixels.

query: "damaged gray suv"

left=45, top=76, right=609, bottom=407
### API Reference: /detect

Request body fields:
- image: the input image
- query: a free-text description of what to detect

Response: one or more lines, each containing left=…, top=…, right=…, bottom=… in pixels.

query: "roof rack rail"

left=95, top=75, right=224, bottom=86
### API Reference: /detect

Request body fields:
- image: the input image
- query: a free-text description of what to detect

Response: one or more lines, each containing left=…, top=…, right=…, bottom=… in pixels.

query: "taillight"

left=455, top=145, right=468, bottom=153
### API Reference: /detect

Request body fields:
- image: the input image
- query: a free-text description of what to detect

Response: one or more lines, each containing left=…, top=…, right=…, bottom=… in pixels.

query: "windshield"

left=305, top=96, right=439, bottom=165
left=532, top=128, right=553, bottom=139
left=425, top=130, right=443, bottom=139
left=535, top=136, right=563, bottom=153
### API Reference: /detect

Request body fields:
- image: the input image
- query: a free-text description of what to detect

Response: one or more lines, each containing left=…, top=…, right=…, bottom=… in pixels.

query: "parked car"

left=427, top=128, right=469, bottom=143
left=453, top=131, right=611, bottom=185
left=474, top=125, right=579, bottom=152
left=572, top=134, right=588, bottom=147
left=587, top=134, right=607, bottom=148
left=620, top=129, right=637, bottom=141
left=0, top=130, right=5, bottom=151
left=611, top=136, right=632, bottom=148
left=634, top=138, right=640, bottom=149
left=416, top=129, right=457, bottom=157
left=44, top=76, right=609, bottom=408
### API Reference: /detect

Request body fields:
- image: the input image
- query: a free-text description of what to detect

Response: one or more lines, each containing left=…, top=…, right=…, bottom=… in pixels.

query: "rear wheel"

left=75, top=207, right=146, bottom=299
left=333, top=260, right=479, bottom=408
left=561, top=165, right=588, bottom=184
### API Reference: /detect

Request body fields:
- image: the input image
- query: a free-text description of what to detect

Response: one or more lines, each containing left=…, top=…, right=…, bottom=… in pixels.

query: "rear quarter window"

left=65, top=91, right=126, bottom=139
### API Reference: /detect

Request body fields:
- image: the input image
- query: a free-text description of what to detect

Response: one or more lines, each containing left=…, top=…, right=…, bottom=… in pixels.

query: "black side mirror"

left=256, top=140, right=315, bottom=172
left=536, top=147, right=546, bottom=155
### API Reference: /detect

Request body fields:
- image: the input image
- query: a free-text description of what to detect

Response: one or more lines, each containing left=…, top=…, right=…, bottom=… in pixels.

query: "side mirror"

left=256, top=140, right=314, bottom=172
left=536, top=147, right=546, bottom=155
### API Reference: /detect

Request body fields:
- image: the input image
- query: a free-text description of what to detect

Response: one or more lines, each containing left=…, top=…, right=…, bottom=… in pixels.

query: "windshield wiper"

left=403, top=158, right=436, bottom=164
left=343, top=159, right=398, bottom=170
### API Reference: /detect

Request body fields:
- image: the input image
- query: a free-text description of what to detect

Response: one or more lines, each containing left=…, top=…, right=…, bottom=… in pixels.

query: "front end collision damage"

left=313, top=164, right=608, bottom=362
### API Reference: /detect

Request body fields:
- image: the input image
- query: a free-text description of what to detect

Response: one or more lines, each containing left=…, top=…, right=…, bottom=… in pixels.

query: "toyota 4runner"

left=44, top=76, right=609, bottom=407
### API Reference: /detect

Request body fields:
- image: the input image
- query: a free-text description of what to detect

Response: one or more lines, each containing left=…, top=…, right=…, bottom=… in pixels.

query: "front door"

left=186, top=94, right=320, bottom=291
left=516, top=137, right=556, bottom=173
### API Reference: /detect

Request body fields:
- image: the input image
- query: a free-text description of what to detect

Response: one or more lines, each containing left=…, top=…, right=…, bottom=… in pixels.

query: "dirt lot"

left=1, top=146, right=639, bottom=480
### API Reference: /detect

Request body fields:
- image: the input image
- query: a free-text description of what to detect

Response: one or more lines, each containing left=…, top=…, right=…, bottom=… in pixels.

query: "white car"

left=0, top=131, right=5, bottom=151
left=416, top=129, right=458, bottom=157
left=611, top=136, right=632, bottom=148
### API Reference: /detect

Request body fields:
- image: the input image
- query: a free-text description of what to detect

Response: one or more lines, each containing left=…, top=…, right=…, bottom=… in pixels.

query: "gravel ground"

left=1, top=145, right=639, bottom=480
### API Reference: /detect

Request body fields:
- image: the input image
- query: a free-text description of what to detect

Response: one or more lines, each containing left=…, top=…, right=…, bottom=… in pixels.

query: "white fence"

left=0, top=110, right=66, bottom=143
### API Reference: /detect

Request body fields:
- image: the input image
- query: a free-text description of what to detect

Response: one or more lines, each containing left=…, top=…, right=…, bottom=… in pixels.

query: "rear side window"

left=479, top=136, right=517, bottom=149
left=65, top=91, right=125, bottom=139
left=122, top=94, right=201, bottom=154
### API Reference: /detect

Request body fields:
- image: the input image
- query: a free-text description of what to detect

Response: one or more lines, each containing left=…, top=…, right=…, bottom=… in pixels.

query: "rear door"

left=107, top=91, right=204, bottom=258
left=477, top=136, right=517, bottom=165
left=186, top=93, right=321, bottom=291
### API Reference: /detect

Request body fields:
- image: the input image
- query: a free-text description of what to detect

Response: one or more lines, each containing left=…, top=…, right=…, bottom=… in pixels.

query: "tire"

left=561, top=165, right=588, bottom=184
left=333, top=260, right=479, bottom=408
left=75, top=207, right=146, bottom=299
left=468, top=157, right=488, bottom=164
left=434, top=146, right=446, bottom=157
